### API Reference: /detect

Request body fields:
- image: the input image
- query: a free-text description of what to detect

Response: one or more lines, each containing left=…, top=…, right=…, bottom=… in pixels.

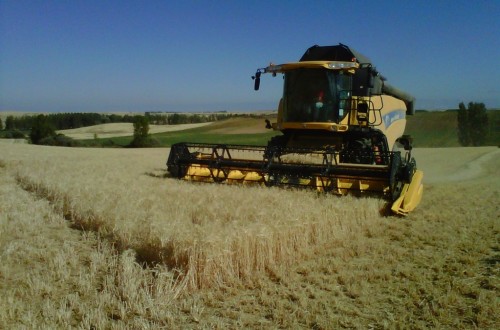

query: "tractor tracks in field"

left=443, top=148, right=500, bottom=182
left=15, top=173, right=98, bottom=229
left=420, top=147, right=500, bottom=184
left=11, top=171, right=217, bottom=293
left=13, top=172, right=172, bottom=270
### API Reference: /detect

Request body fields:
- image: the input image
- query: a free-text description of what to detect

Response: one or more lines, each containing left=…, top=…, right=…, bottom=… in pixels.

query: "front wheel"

left=389, top=152, right=403, bottom=201
left=264, top=134, right=289, bottom=160
left=166, top=143, right=191, bottom=178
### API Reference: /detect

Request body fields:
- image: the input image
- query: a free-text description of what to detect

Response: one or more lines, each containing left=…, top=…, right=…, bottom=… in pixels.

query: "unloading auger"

left=167, top=44, right=423, bottom=215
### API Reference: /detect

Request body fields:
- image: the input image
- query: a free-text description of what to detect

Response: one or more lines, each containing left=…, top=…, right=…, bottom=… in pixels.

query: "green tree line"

left=1, top=112, right=237, bottom=131
left=146, top=112, right=236, bottom=125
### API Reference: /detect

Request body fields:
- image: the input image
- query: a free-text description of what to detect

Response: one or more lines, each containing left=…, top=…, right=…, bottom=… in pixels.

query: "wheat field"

left=0, top=141, right=498, bottom=328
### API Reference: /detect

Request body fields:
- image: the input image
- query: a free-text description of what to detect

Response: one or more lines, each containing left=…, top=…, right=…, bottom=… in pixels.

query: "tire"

left=264, top=134, right=289, bottom=159
left=389, top=152, right=403, bottom=201
left=166, top=144, right=190, bottom=178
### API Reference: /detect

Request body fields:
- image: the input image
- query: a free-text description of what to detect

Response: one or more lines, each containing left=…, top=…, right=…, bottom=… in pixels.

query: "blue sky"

left=1, top=0, right=499, bottom=112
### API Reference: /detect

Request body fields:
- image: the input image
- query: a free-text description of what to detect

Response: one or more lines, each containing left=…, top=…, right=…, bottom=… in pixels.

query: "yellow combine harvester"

left=167, top=44, right=423, bottom=215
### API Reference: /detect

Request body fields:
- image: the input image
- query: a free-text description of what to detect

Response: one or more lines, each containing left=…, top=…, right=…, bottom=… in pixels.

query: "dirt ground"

left=413, top=147, right=499, bottom=183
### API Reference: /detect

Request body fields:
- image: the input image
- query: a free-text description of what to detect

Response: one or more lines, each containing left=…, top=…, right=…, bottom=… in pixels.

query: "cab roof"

left=300, top=44, right=372, bottom=65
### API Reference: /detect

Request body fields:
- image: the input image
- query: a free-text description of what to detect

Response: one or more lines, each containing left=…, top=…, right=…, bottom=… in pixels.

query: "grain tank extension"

left=167, top=44, right=423, bottom=215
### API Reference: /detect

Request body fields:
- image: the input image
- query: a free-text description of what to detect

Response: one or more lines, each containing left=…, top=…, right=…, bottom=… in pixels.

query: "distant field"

left=1, top=141, right=498, bottom=328
left=0, top=111, right=144, bottom=122
left=81, top=117, right=280, bottom=146
left=73, top=111, right=500, bottom=147
left=3, top=110, right=499, bottom=147
left=58, top=122, right=212, bottom=139
left=150, top=117, right=279, bottom=146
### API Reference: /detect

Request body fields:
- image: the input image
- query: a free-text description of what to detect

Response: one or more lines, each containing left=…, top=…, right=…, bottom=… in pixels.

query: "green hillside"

left=406, top=111, right=459, bottom=147
left=89, top=120, right=280, bottom=147
left=406, top=110, right=499, bottom=147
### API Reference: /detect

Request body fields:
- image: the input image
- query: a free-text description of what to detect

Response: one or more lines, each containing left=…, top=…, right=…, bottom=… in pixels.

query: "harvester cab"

left=167, top=44, right=423, bottom=215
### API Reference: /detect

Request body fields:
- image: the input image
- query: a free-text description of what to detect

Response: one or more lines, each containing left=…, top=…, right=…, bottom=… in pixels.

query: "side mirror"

left=265, top=119, right=272, bottom=129
left=396, top=135, right=413, bottom=151
left=252, top=71, right=261, bottom=91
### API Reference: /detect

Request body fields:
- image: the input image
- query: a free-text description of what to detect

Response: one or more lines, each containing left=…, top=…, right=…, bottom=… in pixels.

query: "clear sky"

left=1, top=0, right=499, bottom=113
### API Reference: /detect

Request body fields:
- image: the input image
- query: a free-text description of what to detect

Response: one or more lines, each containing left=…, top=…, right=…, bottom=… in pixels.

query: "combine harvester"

left=167, top=44, right=423, bottom=215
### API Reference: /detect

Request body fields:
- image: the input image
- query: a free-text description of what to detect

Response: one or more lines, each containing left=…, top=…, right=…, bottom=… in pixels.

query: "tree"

left=457, top=102, right=470, bottom=146
left=129, top=115, right=153, bottom=147
left=30, top=115, right=56, bottom=144
left=468, top=102, right=489, bottom=146
left=5, top=116, right=15, bottom=130
left=457, top=102, right=489, bottom=146
left=0, top=117, right=3, bottom=130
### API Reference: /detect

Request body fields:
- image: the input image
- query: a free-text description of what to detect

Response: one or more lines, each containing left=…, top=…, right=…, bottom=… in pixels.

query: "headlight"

left=327, top=62, right=357, bottom=69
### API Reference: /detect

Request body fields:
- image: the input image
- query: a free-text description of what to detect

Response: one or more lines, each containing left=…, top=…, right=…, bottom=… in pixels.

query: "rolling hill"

left=406, top=110, right=499, bottom=147
left=4, top=110, right=499, bottom=147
